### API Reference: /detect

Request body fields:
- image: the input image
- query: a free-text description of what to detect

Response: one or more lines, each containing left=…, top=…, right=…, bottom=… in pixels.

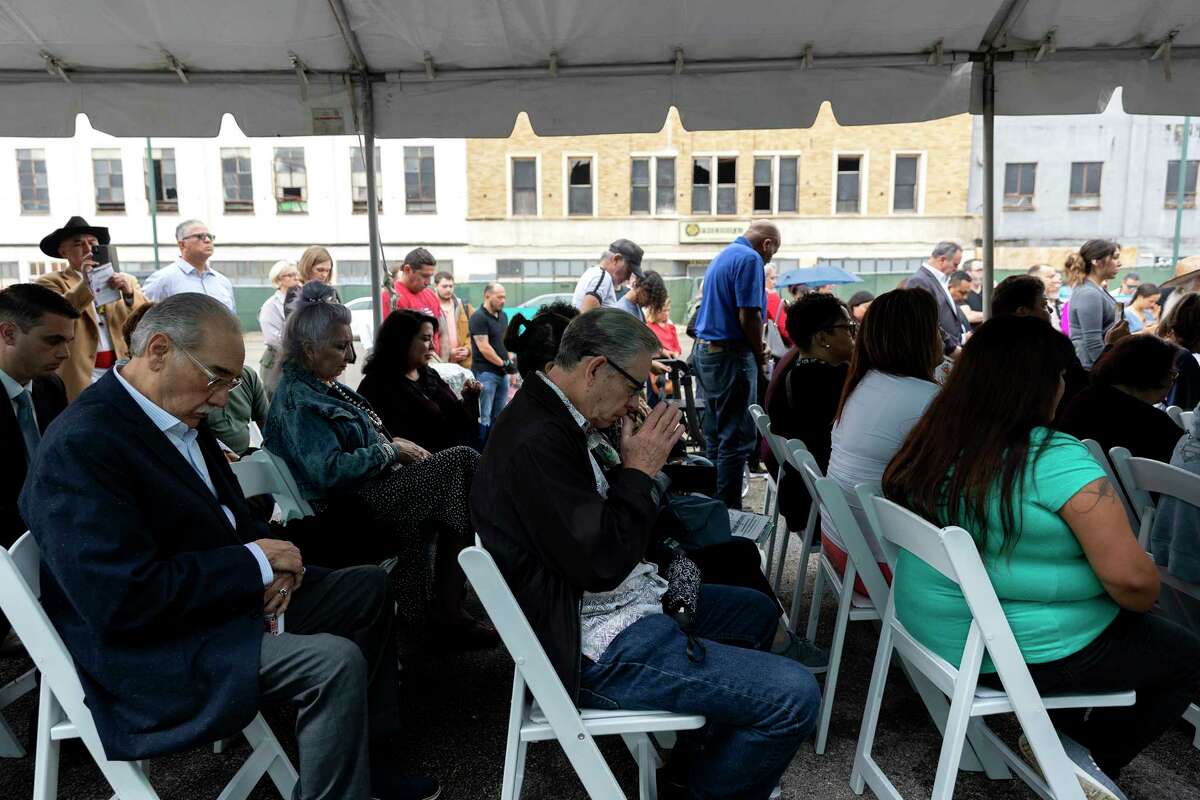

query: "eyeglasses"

left=177, top=345, right=243, bottom=392
left=600, top=356, right=644, bottom=397
left=182, top=233, right=216, bottom=243
left=824, top=321, right=859, bottom=336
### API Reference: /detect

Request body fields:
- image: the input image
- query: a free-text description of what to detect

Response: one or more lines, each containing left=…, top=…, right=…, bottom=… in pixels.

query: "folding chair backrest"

left=1081, top=439, right=1138, bottom=528
left=1183, top=410, right=1195, bottom=432
left=1110, top=447, right=1200, bottom=550
left=1167, top=405, right=1185, bottom=429
left=749, top=404, right=792, bottom=470
left=0, top=534, right=110, bottom=754
left=457, top=545, right=622, bottom=797
left=231, top=449, right=314, bottom=524
left=791, top=445, right=889, bottom=610
left=864, top=496, right=1084, bottom=797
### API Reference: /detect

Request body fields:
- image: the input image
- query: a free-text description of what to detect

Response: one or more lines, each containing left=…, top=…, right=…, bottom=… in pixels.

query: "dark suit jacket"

left=2, top=374, right=67, bottom=548
left=908, top=266, right=967, bottom=355
left=18, top=370, right=266, bottom=760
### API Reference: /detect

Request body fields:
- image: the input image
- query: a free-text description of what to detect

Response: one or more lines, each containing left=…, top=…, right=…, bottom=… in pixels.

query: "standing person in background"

left=571, top=239, right=644, bottom=312
left=35, top=216, right=145, bottom=400
left=298, top=245, right=336, bottom=289
left=258, top=260, right=299, bottom=396
left=907, top=241, right=966, bottom=357
left=1069, top=239, right=1127, bottom=369
left=615, top=270, right=667, bottom=324
left=764, top=264, right=784, bottom=327
left=470, top=283, right=517, bottom=443
left=1116, top=272, right=1142, bottom=304
left=693, top=220, right=777, bottom=509
left=947, top=270, right=974, bottom=343
left=847, top=291, right=874, bottom=323
left=1028, top=264, right=1064, bottom=331
left=647, top=296, right=681, bottom=359
left=962, top=259, right=985, bottom=326
left=383, top=247, right=441, bottom=326
left=1125, top=284, right=1160, bottom=334
left=433, top=271, right=472, bottom=368
left=142, top=220, right=234, bottom=312
left=1060, top=252, right=1088, bottom=335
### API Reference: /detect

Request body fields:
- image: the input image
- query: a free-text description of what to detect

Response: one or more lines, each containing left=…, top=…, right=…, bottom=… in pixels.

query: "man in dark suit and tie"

left=20, top=293, right=439, bottom=800
left=908, top=240, right=967, bottom=356
left=0, top=283, right=76, bottom=644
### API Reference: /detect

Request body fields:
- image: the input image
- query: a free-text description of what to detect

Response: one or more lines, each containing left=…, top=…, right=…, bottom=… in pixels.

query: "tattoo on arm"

left=1065, top=478, right=1118, bottom=515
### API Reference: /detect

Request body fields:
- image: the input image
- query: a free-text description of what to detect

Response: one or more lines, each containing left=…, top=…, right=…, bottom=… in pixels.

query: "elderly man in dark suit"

left=19, top=293, right=438, bottom=800
left=0, top=283, right=76, bottom=644
left=908, top=240, right=967, bottom=356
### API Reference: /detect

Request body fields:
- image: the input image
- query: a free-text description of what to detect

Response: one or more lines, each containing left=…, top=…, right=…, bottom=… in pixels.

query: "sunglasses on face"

left=182, top=233, right=216, bottom=243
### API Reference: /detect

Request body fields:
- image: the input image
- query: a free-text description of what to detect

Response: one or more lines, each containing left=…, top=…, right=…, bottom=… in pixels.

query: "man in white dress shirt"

left=142, top=219, right=236, bottom=312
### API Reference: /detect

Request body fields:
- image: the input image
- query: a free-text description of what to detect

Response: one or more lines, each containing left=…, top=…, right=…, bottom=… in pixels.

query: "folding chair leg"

left=1186, top=703, right=1200, bottom=750
left=930, top=677, right=977, bottom=800
left=815, top=574, right=854, bottom=755
left=240, top=713, right=298, bottom=799
left=635, top=734, right=658, bottom=800
left=803, top=562, right=826, bottom=640
left=501, top=678, right=530, bottom=800
left=0, top=711, right=22, bottom=758
left=896, top=659, right=996, bottom=775
left=33, top=683, right=61, bottom=800
left=851, top=619, right=894, bottom=797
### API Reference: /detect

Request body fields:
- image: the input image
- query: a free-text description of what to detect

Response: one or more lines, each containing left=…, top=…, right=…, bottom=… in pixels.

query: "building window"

left=143, top=147, right=178, bottom=213
left=16, top=149, right=49, bottom=214
left=1069, top=161, right=1103, bottom=210
left=351, top=146, right=382, bottom=214
left=1165, top=159, right=1199, bottom=209
left=404, top=146, right=436, bottom=214
left=210, top=260, right=276, bottom=287
left=1003, top=162, right=1036, bottom=210
left=692, top=156, right=737, bottom=215
left=836, top=155, right=863, bottom=214
left=497, top=259, right=590, bottom=278
left=92, top=149, right=125, bottom=214
left=893, top=154, right=921, bottom=213
left=817, top=256, right=924, bottom=274
left=567, top=156, right=594, bottom=216
left=510, top=157, right=538, bottom=216
left=752, top=155, right=799, bottom=214
left=631, top=156, right=676, bottom=215
left=273, top=147, right=307, bottom=213
left=220, top=148, right=254, bottom=214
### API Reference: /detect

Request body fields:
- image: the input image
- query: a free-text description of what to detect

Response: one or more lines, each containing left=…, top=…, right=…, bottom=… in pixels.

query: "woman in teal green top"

left=882, top=315, right=1200, bottom=795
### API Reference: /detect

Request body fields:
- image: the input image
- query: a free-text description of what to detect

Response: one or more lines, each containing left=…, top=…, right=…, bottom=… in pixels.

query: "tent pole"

left=145, top=137, right=160, bottom=267
left=1172, top=116, right=1192, bottom=268
left=363, top=79, right=383, bottom=334
left=981, top=54, right=996, bottom=320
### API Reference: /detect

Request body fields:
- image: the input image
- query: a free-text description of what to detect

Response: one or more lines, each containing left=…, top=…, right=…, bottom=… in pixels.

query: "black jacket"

left=470, top=373, right=657, bottom=698
left=1057, top=383, right=1184, bottom=465
left=2, top=373, right=67, bottom=548
left=358, top=366, right=479, bottom=453
left=19, top=370, right=268, bottom=760
left=908, top=266, right=968, bottom=355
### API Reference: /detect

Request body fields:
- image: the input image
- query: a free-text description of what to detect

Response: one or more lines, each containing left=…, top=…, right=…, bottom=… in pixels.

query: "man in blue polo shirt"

left=693, top=221, right=778, bottom=508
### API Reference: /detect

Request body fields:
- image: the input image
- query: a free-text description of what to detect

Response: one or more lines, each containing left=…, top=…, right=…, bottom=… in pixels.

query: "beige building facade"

left=458, top=105, right=979, bottom=283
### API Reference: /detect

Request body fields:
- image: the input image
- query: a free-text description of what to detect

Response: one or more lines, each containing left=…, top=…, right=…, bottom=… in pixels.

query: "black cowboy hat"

left=40, top=216, right=110, bottom=258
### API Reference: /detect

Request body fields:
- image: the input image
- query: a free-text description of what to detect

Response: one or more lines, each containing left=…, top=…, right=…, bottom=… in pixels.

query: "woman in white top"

left=821, top=288, right=943, bottom=593
left=257, top=259, right=300, bottom=394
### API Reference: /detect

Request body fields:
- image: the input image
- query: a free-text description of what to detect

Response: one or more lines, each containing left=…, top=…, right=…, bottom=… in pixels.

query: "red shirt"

left=648, top=321, right=681, bottom=356
left=383, top=281, right=441, bottom=348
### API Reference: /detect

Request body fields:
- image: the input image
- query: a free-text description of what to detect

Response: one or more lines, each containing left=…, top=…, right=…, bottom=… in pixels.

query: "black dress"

left=358, top=366, right=479, bottom=453
left=763, top=353, right=849, bottom=531
left=1057, top=383, right=1184, bottom=465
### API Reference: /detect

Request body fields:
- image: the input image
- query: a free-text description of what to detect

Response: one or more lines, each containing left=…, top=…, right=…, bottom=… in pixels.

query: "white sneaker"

left=1018, top=734, right=1128, bottom=800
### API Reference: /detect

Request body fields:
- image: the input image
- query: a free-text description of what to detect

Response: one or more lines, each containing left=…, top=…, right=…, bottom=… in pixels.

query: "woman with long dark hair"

left=884, top=315, right=1200, bottom=796
left=1068, top=239, right=1127, bottom=367
left=357, top=309, right=482, bottom=453
left=822, top=289, right=941, bottom=590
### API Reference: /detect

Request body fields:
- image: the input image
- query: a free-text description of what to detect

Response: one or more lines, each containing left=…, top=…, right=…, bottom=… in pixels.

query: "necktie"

left=14, top=390, right=40, bottom=465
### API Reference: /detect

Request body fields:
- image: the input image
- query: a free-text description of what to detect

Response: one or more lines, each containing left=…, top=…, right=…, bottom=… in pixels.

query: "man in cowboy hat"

left=1159, top=255, right=1200, bottom=320
left=35, top=216, right=145, bottom=400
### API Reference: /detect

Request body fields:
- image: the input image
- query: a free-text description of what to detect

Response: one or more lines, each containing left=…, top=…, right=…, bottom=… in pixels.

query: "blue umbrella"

left=776, top=265, right=862, bottom=288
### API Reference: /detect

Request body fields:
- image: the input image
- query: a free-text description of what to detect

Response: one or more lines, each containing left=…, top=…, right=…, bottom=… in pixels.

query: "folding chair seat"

left=748, top=406, right=819, bottom=611
left=0, top=533, right=297, bottom=800
left=851, top=494, right=1136, bottom=800
left=458, top=544, right=705, bottom=800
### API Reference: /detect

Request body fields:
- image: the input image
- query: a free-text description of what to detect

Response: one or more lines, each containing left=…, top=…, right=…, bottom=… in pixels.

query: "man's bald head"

left=743, top=220, right=781, bottom=264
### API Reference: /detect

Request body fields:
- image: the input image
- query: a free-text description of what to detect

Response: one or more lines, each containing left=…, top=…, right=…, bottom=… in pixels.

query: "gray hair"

left=555, top=306, right=661, bottom=371
left=931, top=241, right=962, bottom=260
left=175, top=219, right=207, bottom=241
left=130, top=293, right=239, bottom=356
left=281, top=300, right=353, bottom=368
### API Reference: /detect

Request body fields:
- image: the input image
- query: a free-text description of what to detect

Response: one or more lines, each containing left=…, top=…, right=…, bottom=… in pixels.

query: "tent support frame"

left=982, top=53, right=996, bottom=319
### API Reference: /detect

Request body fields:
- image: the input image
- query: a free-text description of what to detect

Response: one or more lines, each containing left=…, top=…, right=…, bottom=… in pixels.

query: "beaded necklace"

left=325, top=380, right=391, bottom=440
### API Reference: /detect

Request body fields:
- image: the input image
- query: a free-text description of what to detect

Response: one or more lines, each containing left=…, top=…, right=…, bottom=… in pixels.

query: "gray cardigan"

left=1068, top=280, right=1116, bottom=368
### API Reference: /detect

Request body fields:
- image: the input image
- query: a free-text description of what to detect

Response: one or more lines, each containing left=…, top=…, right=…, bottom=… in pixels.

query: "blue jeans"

left=475, top=371, right=509, bottom=438
left=580, top=586, right=820, bottom=800
left=693, top=344, right=758, bottom=508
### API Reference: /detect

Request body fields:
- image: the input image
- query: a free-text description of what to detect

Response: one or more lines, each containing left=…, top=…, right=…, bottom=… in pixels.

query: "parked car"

left=503, top=292, right=574, bottom=322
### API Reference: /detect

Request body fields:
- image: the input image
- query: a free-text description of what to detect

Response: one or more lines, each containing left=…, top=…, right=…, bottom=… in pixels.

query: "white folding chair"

left=458, top=544, right=705, bottom=800
left=230, top=448, right=314, bottom=524
left=1166, top=405, right=1185, bottom=430
left=748, top=405, right=781, bottom=562
left=247, top=420, right=265, bottom=449
left=0, top=533, right=298, bottom=800
left=852, top=497, right=1136, bottom=800
left=1183, top=410, right=1195, bottom=432
left=747, top=406, right=819, bottom=599
left=788, top=445, right=886, bottom=752
left=1080, top=439, right=1138, bottom=529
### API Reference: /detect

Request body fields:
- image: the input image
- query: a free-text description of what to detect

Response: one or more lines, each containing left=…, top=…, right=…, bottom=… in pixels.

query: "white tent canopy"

left=0, top=0, right=1197, bottom=317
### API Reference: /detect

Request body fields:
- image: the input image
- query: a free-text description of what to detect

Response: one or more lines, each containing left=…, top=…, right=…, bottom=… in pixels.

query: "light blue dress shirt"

left=143, top=259, right=236, bottom=312
left=113, top=367, right=271, bottom=585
